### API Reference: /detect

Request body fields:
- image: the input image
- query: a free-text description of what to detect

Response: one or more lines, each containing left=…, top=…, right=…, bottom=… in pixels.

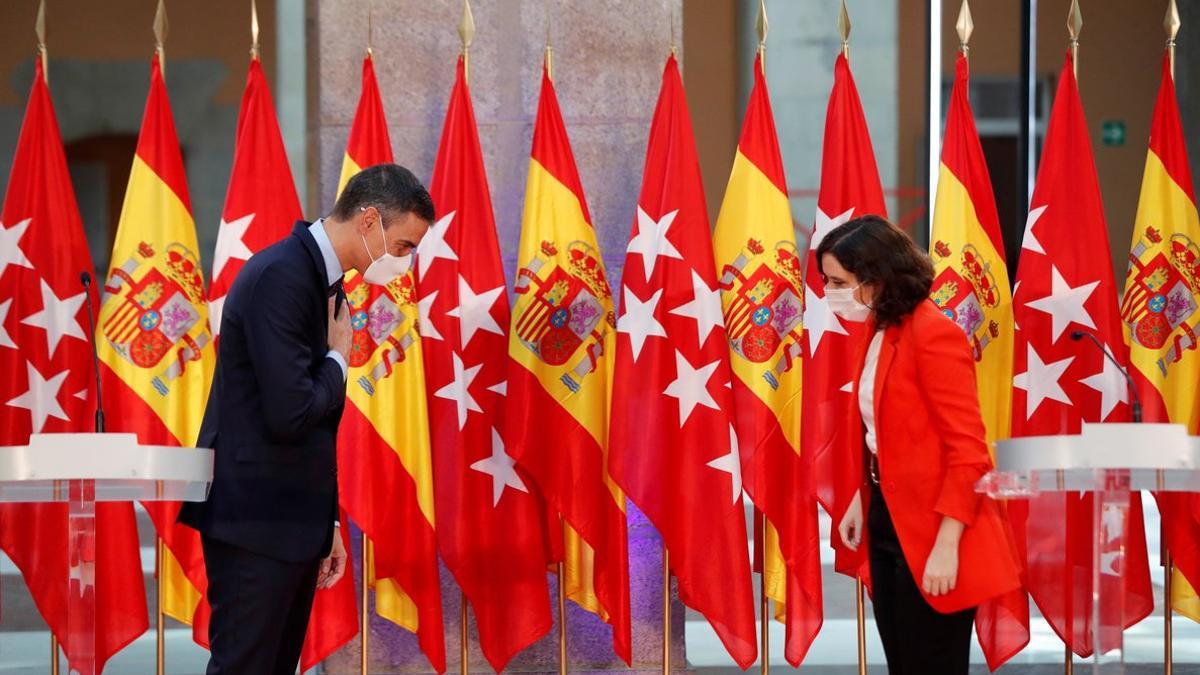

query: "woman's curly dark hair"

left=815, top=215, right=934, bottom=329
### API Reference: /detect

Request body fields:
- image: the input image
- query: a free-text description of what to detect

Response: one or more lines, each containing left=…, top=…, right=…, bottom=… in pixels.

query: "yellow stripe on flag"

left=508, top=159, right=611, bottom=446
left=1174, top=568, right=1200, bottom=623
left=763, top=522, right=787, bottom=622
left=162, top=547, right=203, bottom=624
left=337, top=156, right=363, bottom=201
left=712, top=150, right=802, bottom=440
left=1125, top=152, right=1200, bottom=428
left=99, top=154, right=214, bottom=627
left=929, top=165, right=1013, bottom=447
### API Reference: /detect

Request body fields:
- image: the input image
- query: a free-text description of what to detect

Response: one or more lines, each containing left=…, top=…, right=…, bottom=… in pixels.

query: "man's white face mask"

left=360, top=212, right=413, bottom=285
left=825, top=284, right=871, bottom=323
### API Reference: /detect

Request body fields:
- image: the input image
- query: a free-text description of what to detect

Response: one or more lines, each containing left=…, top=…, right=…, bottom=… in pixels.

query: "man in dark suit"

left=179, top=164, right=433, bottom=674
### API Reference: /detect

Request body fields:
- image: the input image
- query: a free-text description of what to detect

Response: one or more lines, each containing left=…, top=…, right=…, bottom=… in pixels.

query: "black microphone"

left=1070, top=330, right=1142, bottom=423
left=80, top=271, right=105, bottom=433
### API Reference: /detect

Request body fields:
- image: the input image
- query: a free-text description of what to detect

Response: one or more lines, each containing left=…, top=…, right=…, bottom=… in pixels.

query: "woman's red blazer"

left=850, top=299, right=1023, bottom=613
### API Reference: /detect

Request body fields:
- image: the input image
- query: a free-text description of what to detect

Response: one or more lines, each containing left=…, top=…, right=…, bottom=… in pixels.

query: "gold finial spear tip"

left=838, top=0, right=852, bottom=46
left=756, top=0, right=769, bottom=48
left=1165, top=0, right=1181, bottom=41
left=35, top=0, right=46, bottom=49
left=250, top=0, right=261, bottom=58
left=1067, top=0, right=1083, bottom=42
left=458, top=0, right=476, bottom=51
left=956, top=0, right=974, bottom=48
left=153, top=0, right=168, bottom=50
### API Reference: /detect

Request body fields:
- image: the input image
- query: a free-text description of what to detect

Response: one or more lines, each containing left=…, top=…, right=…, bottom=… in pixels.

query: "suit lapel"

left=872, top=325, right=901, bottom=433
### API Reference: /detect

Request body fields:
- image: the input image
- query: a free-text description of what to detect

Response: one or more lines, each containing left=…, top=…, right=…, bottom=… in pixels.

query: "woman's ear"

left=857, top=282, right=878, bottom=307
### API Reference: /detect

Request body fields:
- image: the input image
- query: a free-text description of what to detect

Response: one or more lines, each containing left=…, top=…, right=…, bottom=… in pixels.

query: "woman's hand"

left=922, top=541, right=959, bottom=596
left=923, top=515, right=966, bottom=596
left=837, top=490, right=864, bottom=551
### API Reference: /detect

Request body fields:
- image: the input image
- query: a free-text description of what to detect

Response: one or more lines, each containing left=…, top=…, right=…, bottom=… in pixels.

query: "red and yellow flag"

left=506, top=63, right=631, bottom=663
left=334, top=54, right=446, bottom=670
left=0, top=54, right=148, bottom=673
left=713, top=53, right=821, bottom=667
left=930, top=51, right=1028, bottom=669
left=96, top=53, right=214, bottom=631
left=1120, top=52, right=1200, bottom=623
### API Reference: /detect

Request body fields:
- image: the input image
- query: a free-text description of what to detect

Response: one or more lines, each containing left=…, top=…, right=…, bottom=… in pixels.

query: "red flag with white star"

left=0, top=55, right=148, bottom=672
left=1010, top=52, right=1153, bottom=657
left=803, top=52, right=887, bottom=579
left=608, top=55, right=757, bottom=669
left=417, top=56, right=552, bottom=672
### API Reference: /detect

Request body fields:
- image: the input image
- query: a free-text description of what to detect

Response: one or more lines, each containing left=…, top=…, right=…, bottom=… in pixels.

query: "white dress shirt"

left=858, top=330, right=886, bottom=454
left=308, top=219, right=349, bottom=381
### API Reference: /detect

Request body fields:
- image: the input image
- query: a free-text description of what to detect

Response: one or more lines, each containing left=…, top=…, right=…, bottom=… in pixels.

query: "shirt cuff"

left=326, top=350, right=349, bottom=381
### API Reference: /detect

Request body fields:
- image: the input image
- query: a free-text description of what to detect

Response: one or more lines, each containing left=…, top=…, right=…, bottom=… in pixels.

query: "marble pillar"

left=309, top=1, right=686, bottom=672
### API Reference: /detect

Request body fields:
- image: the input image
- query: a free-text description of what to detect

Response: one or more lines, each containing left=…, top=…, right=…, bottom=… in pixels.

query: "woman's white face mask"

left=361, top=218, right=413, bottom=285
left=825, top=284, right=871, bottom=323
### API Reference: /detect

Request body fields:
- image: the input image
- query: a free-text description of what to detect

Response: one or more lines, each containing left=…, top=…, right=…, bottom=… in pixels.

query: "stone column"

left=309, top=1, right=686, bottom=672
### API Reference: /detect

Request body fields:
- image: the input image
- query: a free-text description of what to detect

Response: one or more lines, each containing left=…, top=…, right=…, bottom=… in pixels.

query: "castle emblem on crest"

left=930, top=241, right=1002, bottom=361
left=101, top=241, right=211, bottom=395
left=1122, top=227, right=1200, bottom=376
left=718, top=238, right=804, bottom=390
left=346, top=273, right=420, bottom=397
left=513, top=239, right=614, bottom=393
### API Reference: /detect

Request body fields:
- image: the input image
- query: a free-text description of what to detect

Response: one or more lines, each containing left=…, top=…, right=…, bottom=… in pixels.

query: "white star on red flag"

left=662, top=349, right=720, bottom=426
left=212, top=213, right=255, bottom=280
left=616, top=286, right=667, bottom=361
left=706, top=424, right=744, bottom=505
left=1079, top=353, right=1129, bottom=420
left=0, top=218, right=34, bottom=278
left=470, top=427, right=529, bottom=507
left=433, top=352, right=482, bottom=430
left=1021, top=205, right=1048, bottom=254
left=417, top=290, right=444, bottom=341
left=20, top=278, right=87, bottom=358
left=670, top=268, right=725, bottom=346
left=6, top=361, right=70, bottom=432
left=417, top=211, right=460, bottom=278
left=1024, top=264, right=1099, bottom=342
left=0, top=298, right=16, bottom=349
left=447, top=275, right=504, bottom=349
left=811, top=206, right=855, bottom=251
left=627, top=206, right=683, bottom=282
left=804, top=285, right=848, bottom=354
left=1013, top=343, right=1075, bottom=419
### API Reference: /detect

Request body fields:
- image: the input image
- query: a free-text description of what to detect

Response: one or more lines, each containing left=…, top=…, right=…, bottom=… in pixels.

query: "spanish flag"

left=333, top=54, right=446, bottom=670
left=929, top=51, right=1028, bottom=669
left=96, top=53, right=214, bottom=629
left=713, top=53, right=820, bottom=667
left=1120, top=51, right=1200, bottom=624
left=506, top=63, right=631, bottom=663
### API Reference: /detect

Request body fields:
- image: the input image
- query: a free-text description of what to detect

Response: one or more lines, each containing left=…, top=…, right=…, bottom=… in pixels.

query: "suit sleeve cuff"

left=326, top=350, right=349, bottom=381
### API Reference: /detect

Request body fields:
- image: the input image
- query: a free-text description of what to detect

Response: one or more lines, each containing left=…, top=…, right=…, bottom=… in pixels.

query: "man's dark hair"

left=330, top=163, right=435, bottom=225
left=815, top=214, right=934, bottom=329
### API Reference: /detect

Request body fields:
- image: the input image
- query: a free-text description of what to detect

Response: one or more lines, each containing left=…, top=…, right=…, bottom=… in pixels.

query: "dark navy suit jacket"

left=179, top=222, right=345, bottom=562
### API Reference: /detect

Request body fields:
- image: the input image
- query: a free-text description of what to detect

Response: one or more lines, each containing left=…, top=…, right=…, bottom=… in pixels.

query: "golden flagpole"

left=37, top=4, right=58, bottom=673
left=840, top=4, right=866, bottom=672
left=662, top=548, right=671, bottom=675
left=358, top=0, right=373, bottom=669
left=1161, top=13, right=1181, bottom=675
left=1063, top=10, right=1082, bottom=672
left=754, top=3, right=771, bottom=673
left=557, top=523, right=568, bottom=675
left=457, top=5, right=474, bottom=674
left=152, top=8, right=169, bottom=675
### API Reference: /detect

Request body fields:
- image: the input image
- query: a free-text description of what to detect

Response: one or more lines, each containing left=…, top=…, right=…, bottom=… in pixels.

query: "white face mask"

left=360, top=220, right=413, bottom=285
left=825, top=284, right=871, bottom=323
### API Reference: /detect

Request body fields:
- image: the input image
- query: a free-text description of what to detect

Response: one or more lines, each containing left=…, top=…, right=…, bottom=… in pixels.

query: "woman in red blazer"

left=817, top=215, right=1021, bottom=674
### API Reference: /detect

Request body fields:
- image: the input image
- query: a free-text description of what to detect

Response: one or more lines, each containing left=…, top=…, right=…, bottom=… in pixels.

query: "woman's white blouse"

left=858, top=330, right=886, bottom=455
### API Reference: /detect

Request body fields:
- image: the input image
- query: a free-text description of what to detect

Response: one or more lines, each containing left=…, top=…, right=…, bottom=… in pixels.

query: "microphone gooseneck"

left=1070, top=330, right=1142, bottom=424
left=81, top=271, right=106, bottom=433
